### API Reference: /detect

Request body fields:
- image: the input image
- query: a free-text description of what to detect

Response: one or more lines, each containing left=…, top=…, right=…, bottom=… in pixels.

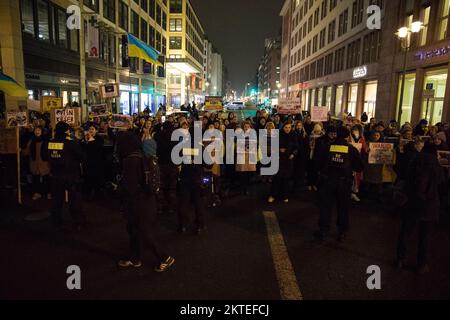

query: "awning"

left=0, top=71, right=28, bottom=97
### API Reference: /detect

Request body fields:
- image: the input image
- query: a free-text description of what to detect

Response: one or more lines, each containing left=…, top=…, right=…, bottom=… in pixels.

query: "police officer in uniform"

left=314, top=126, right=363, bottom=242
left=48, top=122, right=86, bottom=230
left=177, top=126, right=206, bottom=235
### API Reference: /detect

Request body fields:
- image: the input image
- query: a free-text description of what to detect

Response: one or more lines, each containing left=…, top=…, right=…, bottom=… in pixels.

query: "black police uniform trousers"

left=177, top=181, right=205, bottom=229
left=318, top=176, right=352, bottom=235
left=397, top=218, right=433, bottom=267
left=51, top=177, right=85, bottom=227
left=125, top=192, right=169, bottom=262
left=158, top=164, right=178, bottom=213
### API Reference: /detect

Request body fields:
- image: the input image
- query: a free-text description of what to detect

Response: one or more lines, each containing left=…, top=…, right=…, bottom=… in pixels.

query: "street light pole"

left=397, top=38, right=408, bottom=125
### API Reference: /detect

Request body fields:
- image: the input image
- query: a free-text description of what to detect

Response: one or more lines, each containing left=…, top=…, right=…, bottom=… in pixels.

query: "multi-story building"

left=280, top=0, right=450, bottom=125
left=256, top=37, right=281, bottom=105
left=166, top=0, right=205, bottom=106
left=1, top=0, right=169, bottom=116
left=203, top=38, right=212, bottom=94
left=203, top=38, right=224, bottom=97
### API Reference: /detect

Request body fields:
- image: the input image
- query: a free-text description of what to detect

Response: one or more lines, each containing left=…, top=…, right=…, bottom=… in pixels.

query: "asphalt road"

left=1, top=182, right=449, bottom=300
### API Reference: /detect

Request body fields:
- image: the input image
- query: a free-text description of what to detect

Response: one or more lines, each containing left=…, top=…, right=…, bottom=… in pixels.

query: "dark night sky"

left=189, top=0, right=283, bottom=94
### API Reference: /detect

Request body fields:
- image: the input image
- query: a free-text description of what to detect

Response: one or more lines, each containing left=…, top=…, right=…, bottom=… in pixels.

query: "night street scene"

left=1, top=0, right=450, bottom=309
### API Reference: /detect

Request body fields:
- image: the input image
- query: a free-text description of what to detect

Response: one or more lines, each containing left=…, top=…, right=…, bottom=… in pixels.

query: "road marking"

left=263, top=211, right=303, bottom=300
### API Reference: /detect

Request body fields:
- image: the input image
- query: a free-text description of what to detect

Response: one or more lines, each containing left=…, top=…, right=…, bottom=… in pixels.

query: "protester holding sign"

left=23, top=127, right=51, bottom=201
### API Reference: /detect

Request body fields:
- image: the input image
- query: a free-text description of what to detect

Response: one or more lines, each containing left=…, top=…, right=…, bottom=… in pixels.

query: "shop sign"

left=415, top=45, right=450, bottom=61
left=353, top=66, right=368, bottom=79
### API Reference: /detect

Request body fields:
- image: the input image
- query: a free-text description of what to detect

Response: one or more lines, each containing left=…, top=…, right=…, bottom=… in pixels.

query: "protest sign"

left=368, top=143, right=395, bottom=165
left=204, top=96, right=224, bottom=111
left=41, top=96, right=62, bottom=113
left=110, top=114, right=132, bottom=130
left=311, top=106, right=328, bottom=122
left=6, top=111, right=28, bottom=127
left=55, top=108, right=75, bottom=124
left=278, top=98, right=302, bottom=115
left=88, top=104, right=111, bottom=117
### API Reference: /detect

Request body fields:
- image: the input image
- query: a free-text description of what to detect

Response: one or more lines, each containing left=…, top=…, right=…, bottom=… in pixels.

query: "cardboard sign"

left=368, top=143, right=395, bottom=165
left=204, top=96, right=224, bottom=111
left=89, top=104, right=111, bottom=117
left=0, top=127, right=19, bottom=154
left=100, top=83, right=119, bottom=98
left=41, top=96, right=62, bottom=113
left=311, top=106, right=328, bottom=122
left=110, top=114, right=132, bottom=130
left=278, top=98, right=302, bottom=115
left=55, top=108, right=75, bottom=124
left=6, top=111, right=28, bottom=127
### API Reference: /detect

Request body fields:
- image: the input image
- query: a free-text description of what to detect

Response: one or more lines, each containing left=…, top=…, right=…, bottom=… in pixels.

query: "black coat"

left=406, top=152, right=445, bottom=222
left=277, top=132, right=298, bottom=177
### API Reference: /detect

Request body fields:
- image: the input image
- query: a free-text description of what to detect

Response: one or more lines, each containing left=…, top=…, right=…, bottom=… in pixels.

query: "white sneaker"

left=267, top=196, right=275, bottom=203
left=32, top=193, right=42, bottom=201
left=351, top=193, right=361, bottom=202
left=283, top=199, right=289, bottom=203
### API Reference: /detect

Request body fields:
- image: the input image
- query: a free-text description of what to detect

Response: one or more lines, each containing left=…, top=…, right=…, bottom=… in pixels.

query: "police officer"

left=177, top=126, right=206, bottom=235
left=314, top=126, right=363, bottom=242
left=48, top=122, right=86, bottom=230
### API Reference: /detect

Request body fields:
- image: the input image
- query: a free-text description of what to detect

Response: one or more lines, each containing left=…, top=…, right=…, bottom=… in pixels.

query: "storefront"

left=421, top=69, right=448, bottom=124
left=119, top=84, right=139, bottom=115
left=363, top=81, right=378, bottom=119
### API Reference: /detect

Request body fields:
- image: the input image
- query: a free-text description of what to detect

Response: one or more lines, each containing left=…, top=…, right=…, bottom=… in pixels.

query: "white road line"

left=263, top=210, right=303, bottom=300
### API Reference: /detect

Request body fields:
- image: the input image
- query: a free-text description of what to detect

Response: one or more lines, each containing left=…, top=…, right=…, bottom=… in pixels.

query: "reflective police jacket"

left=48, top=137, right=86, bottom=180
left=317, top=139, right=363, bottom=179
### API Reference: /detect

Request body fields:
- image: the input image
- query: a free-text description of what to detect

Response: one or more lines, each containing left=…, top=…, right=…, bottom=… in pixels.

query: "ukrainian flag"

left=0, top=71, right=28, bottom=97
left=127, top=33, right=163, bottom=67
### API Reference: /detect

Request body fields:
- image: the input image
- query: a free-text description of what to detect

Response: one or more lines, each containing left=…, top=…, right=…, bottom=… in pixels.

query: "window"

left=118, top=1, right=128, bottom=31
left=313, top=35, right=318, bottom=53
left=314, top=8, right=319, bottom=27
left=84, top=0, right=99, bottom=12
left=103, top=0, right=115, bottom=23
left=338, top=9, right=349, bottom=36
left=56, top=8, right=68, bottom=48
left=170, top=0, right=182, bottom=13
left=131, top=10, right=139, bottom=36
left=334, top=47, right=345, bottom=72
left=319, top=28, right=326, bottom=48
left=347, top=39, right=361, bottom=68
left=141, top=0, right=148, bottom=12
left=419, top=6, right=430, bottom=46
left=140, top=18, right=148, bottom=42
left=439, top=0, right=449, bottom=40
left=162, top=36, right=167, bottom=55
left=321, top=0, right=328, bottom=19
left=21, top=0, right=35, bottom=36
left=149, top=26, right=155, bottom=47
left=330, top=0, right=337, bottom=11
left=170, top=36, right=182, bottom=49
left=156, top=4, right=162, bottom=26
left=307, top=40, right=311, bottom=57
left=156, top=32, right=161, bottom=52
left=328, top=20, right=336, bottom=44
left=170, top=18, right=182, bottom=31
left=149, top=0, right=155, bottom=19
left=362, top=30, right=381, bottom=64
left=308, top=15, right=313, bottom=33
left=397, top=73, right=416, bottom=124
left=162, top=12, right=167, bottom=30
left=37, top=0, right=50, bottom=42
left=351, top=0, right=364, bottom=28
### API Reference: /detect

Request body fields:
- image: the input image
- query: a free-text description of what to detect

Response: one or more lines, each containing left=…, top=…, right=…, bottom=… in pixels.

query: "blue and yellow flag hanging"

left=0, top=71, right=28, bottom=97
left=127, top=33, right=163, bottom=67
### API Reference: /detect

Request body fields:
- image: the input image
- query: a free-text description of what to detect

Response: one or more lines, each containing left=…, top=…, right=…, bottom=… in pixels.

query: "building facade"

left=256, top=37, right=281, bottom=105
left=280, top=0, right=450, bottom=125
left=2, top=0, right=170, bottom=116
left=166, top=0, right=205, bottom=107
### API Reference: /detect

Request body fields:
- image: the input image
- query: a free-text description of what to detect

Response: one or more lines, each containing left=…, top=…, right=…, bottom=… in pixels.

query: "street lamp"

left=396, top=21, right=422, bottom=124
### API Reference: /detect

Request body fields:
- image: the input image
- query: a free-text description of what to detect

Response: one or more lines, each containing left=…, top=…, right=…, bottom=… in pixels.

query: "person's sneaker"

left=417, top=264, right=430, bottom=275
left=47, top=194, right=52, bottom=200
left=283, top=199, right=289, bottom=203
left=32, top=193, right=42, bottom=201
left=118, top=260, right=142, bottom=268
left=155, top=256, right=175, bottom=273
left=351, top=193, right=361, bottom=202
left=267, top=196, right=275, bottom=203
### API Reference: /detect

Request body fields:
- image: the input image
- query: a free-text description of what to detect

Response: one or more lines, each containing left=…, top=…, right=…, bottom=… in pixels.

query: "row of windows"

left=291, top=0, right=366, bottom=52
left=186, top=4, right=204, bottom=46
left=21, top=0, right=79, bottom=52
left=186, top=23, right=203, bottom=53
left=186, top=39, right=203, bottom=66
left=292, top=0, right=341, bottom=31
left=288, top=30, right=381, bottom=86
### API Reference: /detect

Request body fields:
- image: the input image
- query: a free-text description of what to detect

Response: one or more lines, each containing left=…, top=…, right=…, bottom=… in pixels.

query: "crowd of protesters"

left=1, top=104, right=449, bottom=274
